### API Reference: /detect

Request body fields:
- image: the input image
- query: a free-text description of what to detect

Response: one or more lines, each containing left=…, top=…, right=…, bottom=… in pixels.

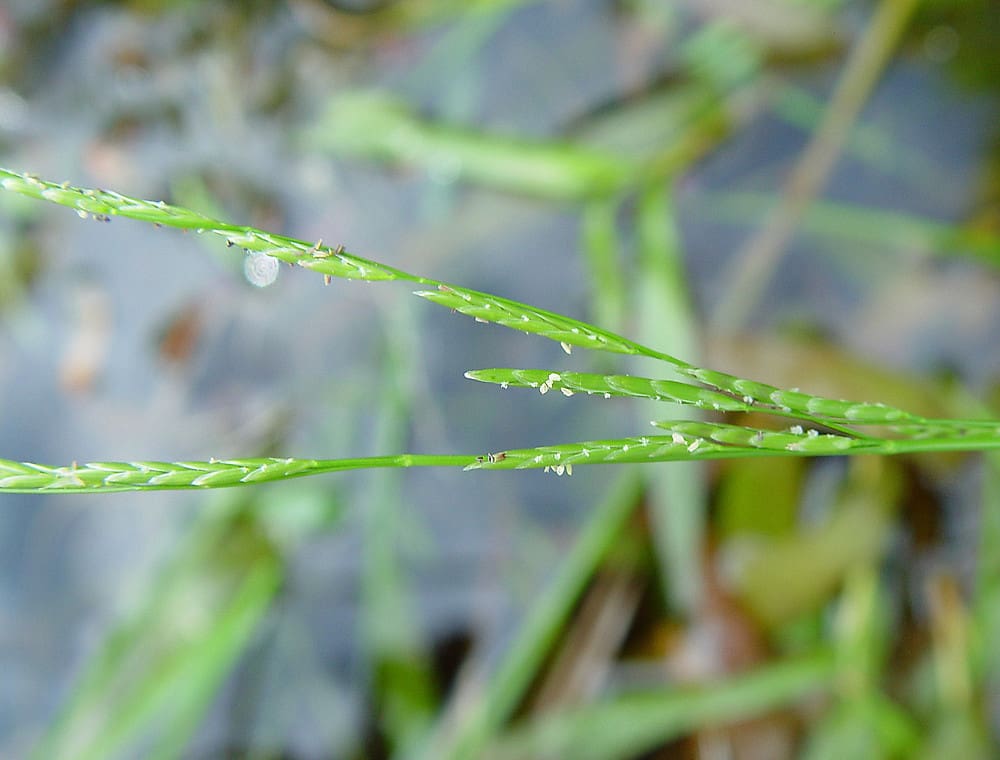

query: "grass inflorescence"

left=2, top=167, right=998, bottom=494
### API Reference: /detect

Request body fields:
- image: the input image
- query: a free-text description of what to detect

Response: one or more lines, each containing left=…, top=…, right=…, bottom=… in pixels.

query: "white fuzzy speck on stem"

left=244, top=251, right=280, bottom=287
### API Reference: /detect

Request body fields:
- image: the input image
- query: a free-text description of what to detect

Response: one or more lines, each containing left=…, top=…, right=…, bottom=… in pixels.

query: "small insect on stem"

left=475, top=452, right=507, bottom=464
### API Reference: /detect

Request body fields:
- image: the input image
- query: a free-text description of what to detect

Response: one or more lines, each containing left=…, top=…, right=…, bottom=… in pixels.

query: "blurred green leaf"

left=693, top=191, right=1000, bottom=268
left=32, top=502, right=283, bottom=760
left=802, top=693, right=921, bottom=760
left=580, top=200, right=626, bottom=334
left=633, top=183, right=705, bottom=613
left=422, top=473, right=642, bottom=760
left=486, top=652, right=835, bottom=760
left=304, top=92, right=634, bottom=201
left=363, top=299, right=438, bottom=754
left=723, top=460, right=900, bottom=627
left=717, top=456, right=806, bottom=539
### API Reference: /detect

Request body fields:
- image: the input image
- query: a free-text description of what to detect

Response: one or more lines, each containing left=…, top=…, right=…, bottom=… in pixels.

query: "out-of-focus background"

left=1, top=1, right=999, bottom=758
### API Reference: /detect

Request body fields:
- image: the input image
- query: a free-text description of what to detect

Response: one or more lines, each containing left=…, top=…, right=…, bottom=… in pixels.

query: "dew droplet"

left=244, top=251, right=280, bottom=287
left=560, top=342, right=572, bottom=355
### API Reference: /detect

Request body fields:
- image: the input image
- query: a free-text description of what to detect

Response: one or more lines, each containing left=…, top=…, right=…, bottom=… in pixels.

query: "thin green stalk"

left=6, top=421, right=1000, bottom=494
left=0, top=455, right=474, bottom=493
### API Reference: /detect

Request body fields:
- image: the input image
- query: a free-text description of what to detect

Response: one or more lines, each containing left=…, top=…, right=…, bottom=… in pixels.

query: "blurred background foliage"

left=1, top=0, right=999, bottom=757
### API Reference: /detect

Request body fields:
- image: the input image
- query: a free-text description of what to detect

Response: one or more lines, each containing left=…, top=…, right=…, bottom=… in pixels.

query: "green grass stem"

left=2, top=168, right=999, bottom=495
